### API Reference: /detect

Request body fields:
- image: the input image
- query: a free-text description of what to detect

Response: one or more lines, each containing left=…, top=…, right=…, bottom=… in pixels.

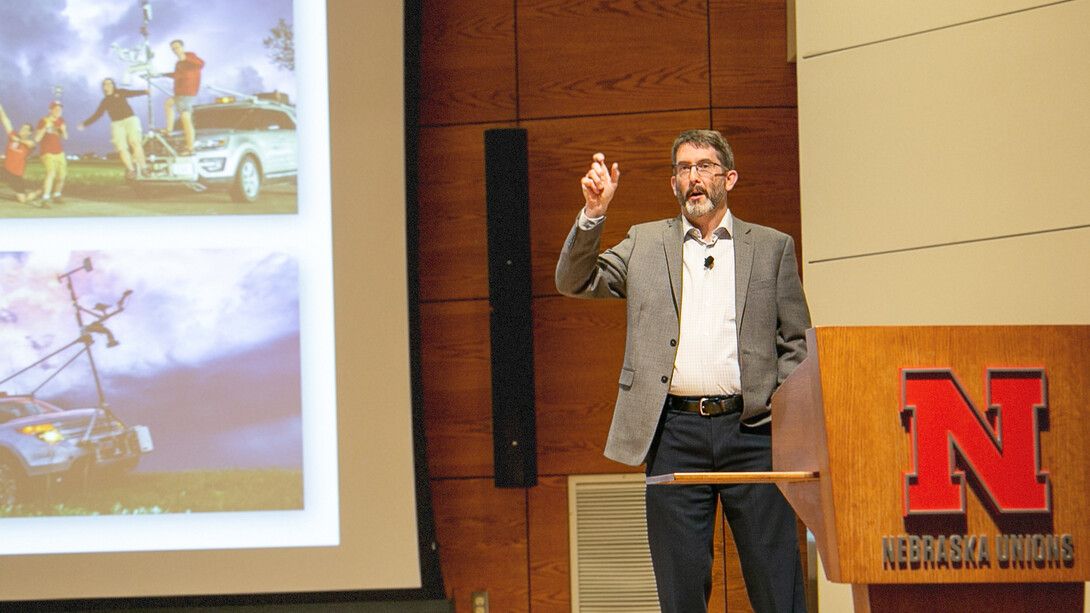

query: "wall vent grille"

left=568, top=473, right=660, bottom=613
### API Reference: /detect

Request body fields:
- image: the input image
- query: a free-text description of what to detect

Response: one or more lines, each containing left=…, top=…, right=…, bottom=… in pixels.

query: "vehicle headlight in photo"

left=194, top=137, right=229, bottom=152
left=20, top=423, right=64, bottom=444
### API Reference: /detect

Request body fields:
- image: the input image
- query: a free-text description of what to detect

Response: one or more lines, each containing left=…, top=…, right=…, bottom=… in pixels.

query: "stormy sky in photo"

left=0, top=250, right=302, bottom=471
left=0, top=0, right=295, bottom=156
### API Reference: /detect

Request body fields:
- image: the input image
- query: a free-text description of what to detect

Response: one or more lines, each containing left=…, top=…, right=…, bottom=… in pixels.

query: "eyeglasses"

left=673, top=161, right=724, bottom=178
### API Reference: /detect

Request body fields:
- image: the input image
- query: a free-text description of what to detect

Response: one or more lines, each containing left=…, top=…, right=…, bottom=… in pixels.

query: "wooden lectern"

left=653, top=326, right=1090, bottom=612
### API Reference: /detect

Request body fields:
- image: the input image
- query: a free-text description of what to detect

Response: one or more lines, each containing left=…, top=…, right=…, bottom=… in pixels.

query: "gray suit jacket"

left=555, top=212, right=811, bottom=466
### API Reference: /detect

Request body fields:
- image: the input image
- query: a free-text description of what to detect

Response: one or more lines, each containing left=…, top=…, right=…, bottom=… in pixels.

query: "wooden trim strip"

left=647, top=471, right=820, bottom=485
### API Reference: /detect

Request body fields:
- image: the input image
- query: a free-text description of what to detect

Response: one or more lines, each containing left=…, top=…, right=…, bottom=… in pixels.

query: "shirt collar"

left=682, top=209, right=734, bottom=245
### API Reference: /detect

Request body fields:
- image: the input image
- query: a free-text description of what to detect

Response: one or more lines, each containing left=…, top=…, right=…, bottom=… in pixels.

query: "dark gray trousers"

left=645, top=408, right=808, bottom=613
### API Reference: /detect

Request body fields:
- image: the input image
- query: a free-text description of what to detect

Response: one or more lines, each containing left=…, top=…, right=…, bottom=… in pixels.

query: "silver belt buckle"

left=698, top=397, right=715, bottom=416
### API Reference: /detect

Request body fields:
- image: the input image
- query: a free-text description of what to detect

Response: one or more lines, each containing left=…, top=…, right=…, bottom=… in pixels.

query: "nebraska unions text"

left=882, top=534, right=1074, bottom=569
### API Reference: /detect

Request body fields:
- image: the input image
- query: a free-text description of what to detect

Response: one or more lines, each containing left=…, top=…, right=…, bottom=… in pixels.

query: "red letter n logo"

left=901, top=369, right=1049, bottom=516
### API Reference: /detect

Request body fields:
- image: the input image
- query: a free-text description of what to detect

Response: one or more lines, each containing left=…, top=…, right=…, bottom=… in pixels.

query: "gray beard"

left=683, top=198, right=715, bottom=219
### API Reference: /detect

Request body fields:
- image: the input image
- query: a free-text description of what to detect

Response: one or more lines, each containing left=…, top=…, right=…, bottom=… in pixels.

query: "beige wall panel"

left=798, top=0, right=1090, bottom=262
left=802, top=227, right=1090, bottom=326
left=796, top=0, right=1056, bottom=58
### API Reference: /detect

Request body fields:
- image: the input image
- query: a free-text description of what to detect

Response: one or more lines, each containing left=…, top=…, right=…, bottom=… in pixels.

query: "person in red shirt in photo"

left=34, top=100, right=68, bottom=204
left=0, top=102, right=43, bottom=205
left=163, top=39, right=204, bottom=156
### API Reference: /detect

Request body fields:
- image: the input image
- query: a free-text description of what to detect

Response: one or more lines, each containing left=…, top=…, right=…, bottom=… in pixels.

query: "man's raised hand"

left=581, top=152, right=620, bottom=218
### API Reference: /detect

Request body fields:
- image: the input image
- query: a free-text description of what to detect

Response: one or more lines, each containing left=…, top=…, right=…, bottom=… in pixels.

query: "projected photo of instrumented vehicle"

left=0, top=0, right=345, bottom=570
left=137, top=96, right=297, bottom=203
left=0, top=395, right=153, bottom=508
left=0, top=0, right=422, bottom=603
left=0, top=0, right=297, bottom=218
left=0, top=251, right=302, bottom=519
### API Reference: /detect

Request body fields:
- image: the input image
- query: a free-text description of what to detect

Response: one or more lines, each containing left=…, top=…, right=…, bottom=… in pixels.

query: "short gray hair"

left=671, top=129, right=735, bottom=171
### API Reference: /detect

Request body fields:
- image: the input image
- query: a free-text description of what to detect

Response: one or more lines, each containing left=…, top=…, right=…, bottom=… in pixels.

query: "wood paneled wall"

left=416, top=1, right=801, bottom=611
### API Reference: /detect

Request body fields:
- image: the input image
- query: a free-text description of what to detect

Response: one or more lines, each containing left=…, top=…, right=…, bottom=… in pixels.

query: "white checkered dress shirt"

left=668, top=211, right=741, bottom=397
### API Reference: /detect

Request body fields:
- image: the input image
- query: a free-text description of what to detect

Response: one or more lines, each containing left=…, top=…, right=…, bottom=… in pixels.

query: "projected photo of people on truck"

left=0, top=0, right=299, bottom=218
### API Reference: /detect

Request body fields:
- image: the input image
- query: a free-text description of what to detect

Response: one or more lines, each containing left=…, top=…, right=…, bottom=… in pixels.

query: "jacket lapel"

left=733, top=217, right=753, bottom=331
left=664, top=216, right=684, bottom=317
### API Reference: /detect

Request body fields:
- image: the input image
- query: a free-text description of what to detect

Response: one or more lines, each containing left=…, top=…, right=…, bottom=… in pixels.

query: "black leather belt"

left=665, top=394, right=743, bottom=417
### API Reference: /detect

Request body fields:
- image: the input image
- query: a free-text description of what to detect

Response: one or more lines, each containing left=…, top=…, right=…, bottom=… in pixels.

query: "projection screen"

left=0, top=0, right=421, bottom=600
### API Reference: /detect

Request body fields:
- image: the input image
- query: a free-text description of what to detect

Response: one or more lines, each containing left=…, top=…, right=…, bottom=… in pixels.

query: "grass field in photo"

left=0, top=468, right=303, bottom=517
left=22, top=158, right=127, bottom=188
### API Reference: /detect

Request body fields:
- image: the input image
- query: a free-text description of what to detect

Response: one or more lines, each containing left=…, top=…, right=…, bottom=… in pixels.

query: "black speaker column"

left=483, top=128, right=537, bottom=488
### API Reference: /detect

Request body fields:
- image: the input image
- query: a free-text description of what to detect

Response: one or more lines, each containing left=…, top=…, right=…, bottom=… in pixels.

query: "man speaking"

left=555, top=129, right=811, bottom=613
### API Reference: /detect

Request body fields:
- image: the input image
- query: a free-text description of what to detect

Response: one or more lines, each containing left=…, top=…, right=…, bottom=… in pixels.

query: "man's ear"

left=724, top=169, right=739, bottom=191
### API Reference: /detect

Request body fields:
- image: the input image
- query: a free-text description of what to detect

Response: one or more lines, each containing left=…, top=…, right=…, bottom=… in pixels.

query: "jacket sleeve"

left=774, top=235, right=811, bottom=385
left=555, top=214, right=632, bottom=300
